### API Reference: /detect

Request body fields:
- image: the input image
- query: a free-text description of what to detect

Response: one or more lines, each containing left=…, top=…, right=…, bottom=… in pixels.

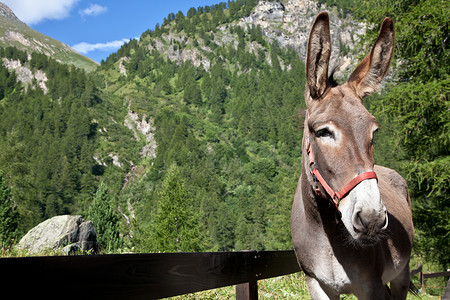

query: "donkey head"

left=304, top=12, right=394, bottom=244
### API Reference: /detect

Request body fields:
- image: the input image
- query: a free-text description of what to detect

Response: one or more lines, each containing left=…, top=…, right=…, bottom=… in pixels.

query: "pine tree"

left=0, top=172, right=20, bottom=247
left=151, top=164, right=207, bottom=252
left=87, top=182, right=122, bottom=253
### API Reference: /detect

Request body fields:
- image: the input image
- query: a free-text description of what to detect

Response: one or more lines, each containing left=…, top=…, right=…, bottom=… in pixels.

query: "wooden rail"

left=411, top=264, right=450, bottom=299
left=0, top=250, right=301, bottom=299
left=411, top=264, right=450, bottom=285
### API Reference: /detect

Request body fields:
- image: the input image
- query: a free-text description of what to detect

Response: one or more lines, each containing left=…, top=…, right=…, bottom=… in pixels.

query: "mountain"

left=240, top=0, right=365, bottom=73
left=110, top=0, right=364, bottom=80
left=92, top=0, right=370, bottom=252
left=0, top=2, right=98, bottom=72
left=0, top=0, right=366, bottom=251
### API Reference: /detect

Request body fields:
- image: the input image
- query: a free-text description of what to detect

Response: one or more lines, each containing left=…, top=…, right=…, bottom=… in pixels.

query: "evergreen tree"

left=0, top=64, right=19, bottom=100
left=0, top=1, right=308, bottom=255
left=151, top=164, right=207, bottom=252
left=87, top=182, right=122, bottom=253
left=183, top=80, right=202, bottom=105
left=0, top=172, right=19, bottom=247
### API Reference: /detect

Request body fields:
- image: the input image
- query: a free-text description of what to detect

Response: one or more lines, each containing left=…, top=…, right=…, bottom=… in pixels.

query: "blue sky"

left=4, top=0, right=223, bottom=63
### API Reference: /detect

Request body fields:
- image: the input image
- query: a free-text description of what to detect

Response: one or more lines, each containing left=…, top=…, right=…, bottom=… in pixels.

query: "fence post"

left=236, top=281, right=258, bottom=300
left=410, top=264, right=424, bottom=291
left=442, top=278, right=450, bottom=300
left=420, top=269, right=424, bottom=290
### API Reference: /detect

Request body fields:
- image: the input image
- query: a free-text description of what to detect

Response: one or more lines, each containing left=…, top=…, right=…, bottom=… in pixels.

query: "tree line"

left=0, top=47, right=100, bottom=231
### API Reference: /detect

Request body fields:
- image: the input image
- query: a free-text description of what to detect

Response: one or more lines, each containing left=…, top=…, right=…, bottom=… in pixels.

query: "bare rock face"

left=2, top=57, right=48, bottom=93
left=124, top=105, right=157, bottom=160
left=240, top=0, right=366, bottom=76
left=142, top=0, right=365, bottom=79
left=18, top=215, right=98, bottom=255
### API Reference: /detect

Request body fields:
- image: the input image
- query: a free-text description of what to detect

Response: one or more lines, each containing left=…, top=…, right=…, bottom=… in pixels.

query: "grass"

left=166, top=271, right=443, bottom=300
left=410, top=254, right=448, bottom=298
left=166, top=273, right=310, bottom=300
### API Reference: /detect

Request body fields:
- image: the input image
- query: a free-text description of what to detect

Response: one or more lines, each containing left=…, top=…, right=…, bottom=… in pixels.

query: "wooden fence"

left=410, top=264, right=450, bottom=299
left=2, top=250, right=449, bottom=299
left=0, top=250, right=301, bottom=299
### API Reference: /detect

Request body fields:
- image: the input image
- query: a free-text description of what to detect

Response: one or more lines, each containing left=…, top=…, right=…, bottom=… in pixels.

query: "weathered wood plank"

left=0, top=250, right=300, bottom=299
left=236, top=281, right=258, bottom=300
left=423, top=271, right=450, bottom=279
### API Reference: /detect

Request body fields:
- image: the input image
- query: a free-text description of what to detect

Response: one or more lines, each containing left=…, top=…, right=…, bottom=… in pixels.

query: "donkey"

left=291, top=12, right=414, bottom=299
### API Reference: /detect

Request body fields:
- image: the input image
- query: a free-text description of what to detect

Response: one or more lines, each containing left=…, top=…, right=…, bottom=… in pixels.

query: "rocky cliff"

left=241, top=0, right=365, bottom=74
left=139, top=0, right=365, bottom=78
left=2, top=57, right=48, bottom=92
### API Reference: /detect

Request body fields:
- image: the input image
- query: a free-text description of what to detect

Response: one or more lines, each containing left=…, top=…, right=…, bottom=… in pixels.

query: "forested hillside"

left=0, top=0, right=307, bottom=252
left=0, top=47, right=102, bottom=230
left=0, top=0, right=448, bottom=275
left=97, top=0, right=307, bottom=252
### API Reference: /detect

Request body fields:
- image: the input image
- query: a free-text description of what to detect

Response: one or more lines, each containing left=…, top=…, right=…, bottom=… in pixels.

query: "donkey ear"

left=306, top=12, right=331, bottom=103
left=348, top=17, right=395, bottom=99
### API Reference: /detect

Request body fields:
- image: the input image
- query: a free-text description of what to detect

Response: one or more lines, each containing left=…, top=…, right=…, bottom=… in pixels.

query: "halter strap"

left=306, top=136, right=377, bottom=210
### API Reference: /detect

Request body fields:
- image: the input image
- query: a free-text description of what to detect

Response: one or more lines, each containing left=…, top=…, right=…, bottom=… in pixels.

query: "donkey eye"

left=316, top=127, right=334, bottom=139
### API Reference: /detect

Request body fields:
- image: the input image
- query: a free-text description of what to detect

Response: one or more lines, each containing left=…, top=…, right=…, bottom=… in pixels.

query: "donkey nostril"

left=353, top=209, right=388, bottom=233
left=352, top=211, right=366, bottom=232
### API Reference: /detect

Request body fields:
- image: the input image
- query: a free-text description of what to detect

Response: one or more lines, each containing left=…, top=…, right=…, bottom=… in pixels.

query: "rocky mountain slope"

left=0, top=2, right=98, bottom=72
left=241, top=0, right=365, bottom=75
left=130, top=0, right=365, bottom=80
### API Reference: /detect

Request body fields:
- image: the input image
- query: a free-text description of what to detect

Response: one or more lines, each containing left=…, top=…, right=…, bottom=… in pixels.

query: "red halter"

left=306, top=135, right=378, bottom=211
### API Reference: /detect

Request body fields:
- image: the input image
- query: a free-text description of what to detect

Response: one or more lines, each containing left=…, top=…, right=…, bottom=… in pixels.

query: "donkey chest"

left=306, top=245, right=353, bottom=293
left=293, top=221, right=368, bottom=293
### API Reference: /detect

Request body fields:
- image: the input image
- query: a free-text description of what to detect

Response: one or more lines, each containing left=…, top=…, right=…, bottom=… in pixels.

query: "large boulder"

left=18, top=215, right=98, bottom=255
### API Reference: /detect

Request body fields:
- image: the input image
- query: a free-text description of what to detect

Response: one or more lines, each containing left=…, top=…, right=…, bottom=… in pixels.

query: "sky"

left=4, top=0, right=223, bottom=63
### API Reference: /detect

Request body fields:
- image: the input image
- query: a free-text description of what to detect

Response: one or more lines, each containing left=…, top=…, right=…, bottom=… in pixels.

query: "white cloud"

left=3, top=0, right=80, bottom=25
left=79, top=4, right=107, bottom=17
left=72, top=39, right=130, bottom=54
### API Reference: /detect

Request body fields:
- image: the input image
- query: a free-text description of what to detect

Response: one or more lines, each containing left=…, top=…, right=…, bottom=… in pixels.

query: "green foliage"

left=0, top=48, right=23, bottom=100
left=0, top=1, right=303, bottom=256
left=0, top=47, right=100, bottom=230
left=0, top=65, right=18, bottom=100
left=372, top=78, right=449, bottom=269
left=0, top=7, right=447, bottom=300
left=103, top=4, right=307, bottom=253
left=2, top=1, right=447, bottom=277
left=87, top=182, right=122, bottom=252
left=99, top=5, right=306, bottom=252
left=150, top=164, right=208, bottom=252
left=0, top=172, right=20, bottom=246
